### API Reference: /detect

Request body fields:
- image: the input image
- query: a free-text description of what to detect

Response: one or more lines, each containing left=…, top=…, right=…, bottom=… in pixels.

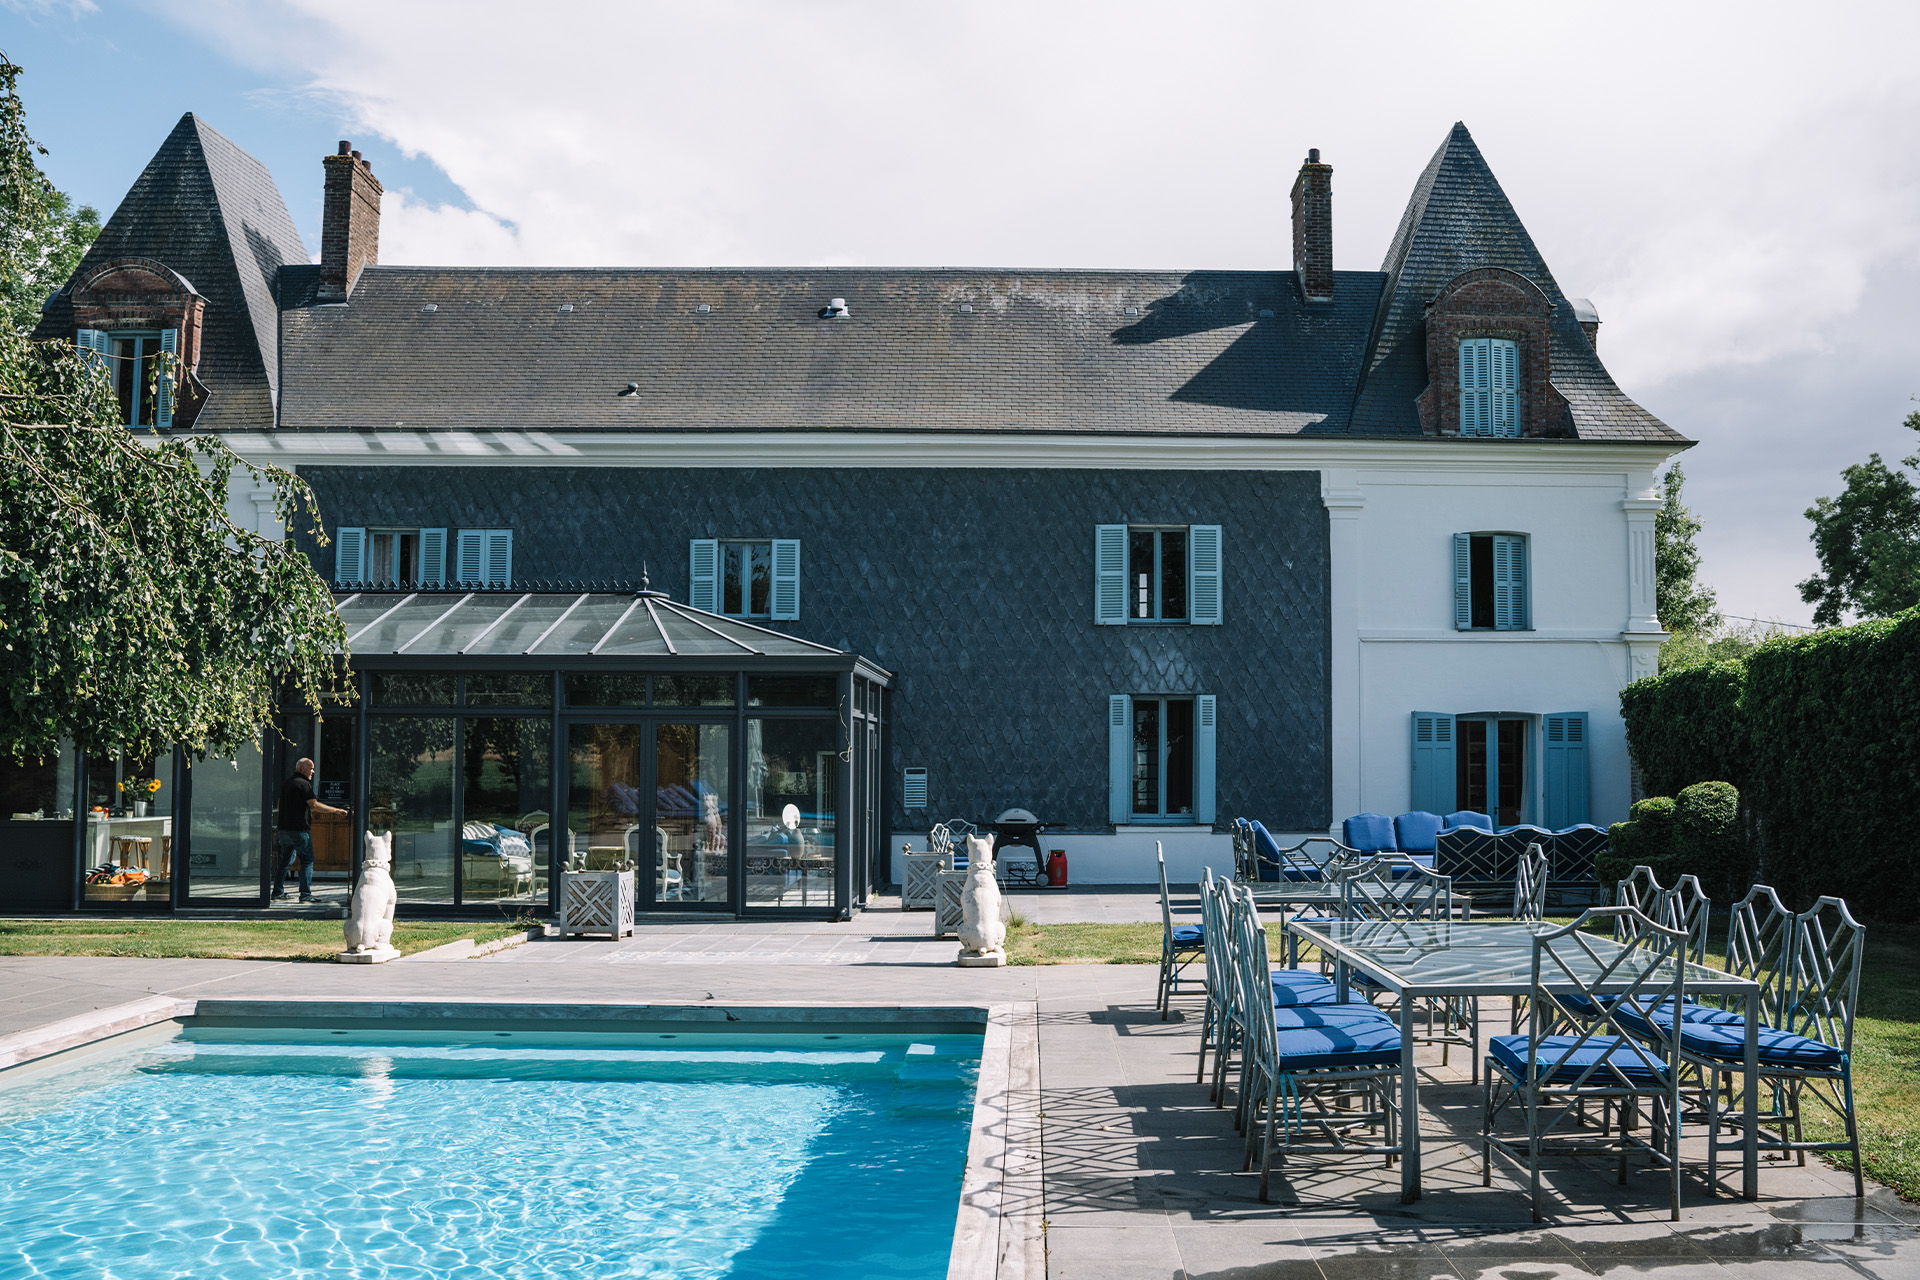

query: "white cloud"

left=150, top=0, right=1920, bottom=623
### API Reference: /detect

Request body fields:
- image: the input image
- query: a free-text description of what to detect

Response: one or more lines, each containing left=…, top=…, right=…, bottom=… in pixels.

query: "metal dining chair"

left=1156, top=843, right=1206, bottom=1019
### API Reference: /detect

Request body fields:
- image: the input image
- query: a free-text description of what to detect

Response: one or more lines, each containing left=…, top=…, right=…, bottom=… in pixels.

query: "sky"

left=7, top=0, right=1918, bottom=628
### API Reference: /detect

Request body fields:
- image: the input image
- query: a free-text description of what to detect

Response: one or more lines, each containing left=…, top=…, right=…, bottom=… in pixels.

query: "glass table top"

left=1286, top=918, right=1755, bottom=995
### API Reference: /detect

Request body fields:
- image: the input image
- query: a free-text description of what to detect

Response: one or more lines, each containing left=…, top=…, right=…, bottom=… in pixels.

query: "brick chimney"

left=317, top=141, right=382, bottom=302
left=1291, top=148, right=1333, bottom=304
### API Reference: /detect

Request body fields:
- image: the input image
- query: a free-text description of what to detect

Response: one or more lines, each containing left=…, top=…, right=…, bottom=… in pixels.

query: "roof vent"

left=696, top=303, right=711, bottom=313
left=959, top=303, right=973, bottom=313
left=618, top=382, right=640, bottom=397
left=1258, top=308, right=1275, bottom=318
left=557, top=304, right=574, bottom=313
left=419, top=303, right=437, bottom=314
left=1123, top=306, right=1139, bottom=316
left=819, top=297, right=850, bottom=319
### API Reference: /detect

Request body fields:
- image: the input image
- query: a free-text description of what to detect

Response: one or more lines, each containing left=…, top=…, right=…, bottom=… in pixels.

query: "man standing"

left=274, top=757, right=347, bottom=903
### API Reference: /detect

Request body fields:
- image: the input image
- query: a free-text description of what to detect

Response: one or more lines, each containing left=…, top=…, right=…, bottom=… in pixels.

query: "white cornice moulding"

left=210, top=430, right=1685, bottom=475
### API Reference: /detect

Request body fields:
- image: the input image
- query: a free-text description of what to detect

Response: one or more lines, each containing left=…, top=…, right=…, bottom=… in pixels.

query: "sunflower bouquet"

left=117, top=776, right=163, bottom=812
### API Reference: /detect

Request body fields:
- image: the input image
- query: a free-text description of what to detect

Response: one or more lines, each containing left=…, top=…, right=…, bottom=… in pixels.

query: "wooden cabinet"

left=311, top=811, right=352, bottom=877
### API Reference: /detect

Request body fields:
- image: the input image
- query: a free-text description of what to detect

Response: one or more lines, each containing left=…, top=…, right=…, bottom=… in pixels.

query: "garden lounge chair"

left=1156, top=843, right=1205, bottom=1019
left=1482, top=906, right=1688, bottom=1221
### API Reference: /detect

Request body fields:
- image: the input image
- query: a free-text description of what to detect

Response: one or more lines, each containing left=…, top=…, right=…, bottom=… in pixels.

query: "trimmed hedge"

left=1600, top=783, right=1748, bottom=902
left=1619, top=606, right=1920, bottom=921
left=1601, top=796, right=1677, bottom=890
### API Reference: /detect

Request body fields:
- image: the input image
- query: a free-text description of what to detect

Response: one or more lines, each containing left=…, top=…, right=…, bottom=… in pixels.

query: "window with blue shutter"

left=334, top=527, right=367, bottom=586
left=481, top=530, right=513, bottom=587
left=1454, top=532, right=1530, bottom=630
left=1193, top=694, right=1217, bottom=823
left=689, top=540, right=719, bottom=612
left=456, top=530, right=484, bottom=586
left=1095, top=525, right=1128, bottom=624
left=1542, top=712, right=1590, bottom=828
left=1459, top=338, right=1520, bottom=437
left=418, top=528, right=448, bottom=588
left=770, top=538, right=800, bottom=620
left=1411, top=711, right=1455, bottom=814
left=1188, top=525, right=1222, bottom=625
left=75, top=329, right=109, bottom=369
left=1107, top=694, right=1132, bottom=824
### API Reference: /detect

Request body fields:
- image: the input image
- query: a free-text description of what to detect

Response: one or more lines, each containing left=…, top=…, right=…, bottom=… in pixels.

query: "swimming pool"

left=0, top=1023, right=982, bottom=1279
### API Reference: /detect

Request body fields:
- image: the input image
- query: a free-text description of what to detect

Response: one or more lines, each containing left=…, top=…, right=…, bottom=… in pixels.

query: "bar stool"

left=109, top=836, right=153, bottom=872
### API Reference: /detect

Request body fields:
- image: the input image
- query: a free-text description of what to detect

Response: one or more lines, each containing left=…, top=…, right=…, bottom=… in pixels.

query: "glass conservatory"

left=0, top=591, right=892, bottom=920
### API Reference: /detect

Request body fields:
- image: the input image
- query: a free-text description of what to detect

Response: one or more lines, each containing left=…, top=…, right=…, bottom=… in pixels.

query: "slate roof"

left=278, top=266, right=1384, bottom=435
left=36, top=114, right=309, bottom=430
left=1349, top=122, right=1679, bottom=442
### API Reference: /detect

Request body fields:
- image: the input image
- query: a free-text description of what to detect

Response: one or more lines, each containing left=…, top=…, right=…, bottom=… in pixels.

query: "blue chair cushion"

left=1273, top=1003, right=1395, bottom=1031
left=1393, top=811, right=1444, bottom=855
left=1272, top=1021, right=1405, bottom=1071
left=1676, top=1022, right=1844, bottom=1070
left=1343, top=812, right=1396, bottom=854
left=1271, top=967, right=1331, bottom=991
left=1444, top=810, right=1494, bottom=832
left=1488, top=1034, right=1667, bottom=1086
left=1168, top=923, right=1204, bottom=948
left=1610, top=996, right=1744, bottom=1038
left=1270, top=972, right=1370, bottom=1007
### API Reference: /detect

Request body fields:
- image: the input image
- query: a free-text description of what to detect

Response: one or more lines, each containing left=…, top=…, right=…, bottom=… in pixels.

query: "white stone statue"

left=337, top=831, right=400, bottom=964
left=957, top=835, right=1007, bottom=967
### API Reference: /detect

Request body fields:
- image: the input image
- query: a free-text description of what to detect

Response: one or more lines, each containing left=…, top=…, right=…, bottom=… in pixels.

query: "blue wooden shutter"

left=482, top=530, right=513, bottom=586
left=689, top=539, right=719, bottom=612
left=154, top=328, right=177, bottom=429
left=75, top=329, right=109, bottom=370
left=455, top=529, right=484, bottom=586
left=1411, top=711, right=1455, bottom=814
left=1459, top=338, right=1490, bottom=436
left=1188, top=524, right=1222, bottom=625
left=770, top=538, right=800, bottom=620
left=1095, top=525, right=1128, bottom=624
left=418, top=528, right=448, bottom=587
left=1193, top=694, right=1217, bottom=823
left=1491, top=338, right=1519, bottom=437
left=1107, top=695, right=1132, bottom=824
left=1543, top=712, right=1590, bottom=828
left=334, top=527, right=366, bottom=585
left=1493, top=534, right=1528, bottom=630
left=1453, top=533, right=1473, bottom=629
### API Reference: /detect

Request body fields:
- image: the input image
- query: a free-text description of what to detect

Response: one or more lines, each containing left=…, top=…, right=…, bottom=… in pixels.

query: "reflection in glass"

left=567, top=723, right=643, bottom=875
left=371, top=673, right=456, bottom=706
left=0, top=742, right=76, bottom=819
left=655, top=723, right=729, bottom=904
left=746, top=675, right=836, bottom=707
left=564, top=674, right=647, bottom=707
left=369, top=717, right=457, bottom=902
left=466, top=673, right=552, bottom=706
left=653, top=674, right=734, bottom=707
left=463, top=718, right=551, bottom=905
left=745, top=718, right=837, bottom=907
left=184, top=747, right=264, bottom=902
left=84, top=749, right=176, bottom=903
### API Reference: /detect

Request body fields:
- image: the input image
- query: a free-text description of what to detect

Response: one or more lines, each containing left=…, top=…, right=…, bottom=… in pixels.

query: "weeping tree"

left=0, top=52, right=346, bottom=764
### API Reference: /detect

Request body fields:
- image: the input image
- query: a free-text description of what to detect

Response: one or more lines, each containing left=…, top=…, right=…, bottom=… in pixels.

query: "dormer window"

left=1458, top=337, right=1519, bottom=437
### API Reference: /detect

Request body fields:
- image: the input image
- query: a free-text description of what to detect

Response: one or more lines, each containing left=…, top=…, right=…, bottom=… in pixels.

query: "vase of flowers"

left=119, top=776, right=162, bottom=817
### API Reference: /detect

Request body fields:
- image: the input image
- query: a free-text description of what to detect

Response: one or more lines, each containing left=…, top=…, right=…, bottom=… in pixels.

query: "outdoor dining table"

left=1283, top=916, right=1763, bottom=1205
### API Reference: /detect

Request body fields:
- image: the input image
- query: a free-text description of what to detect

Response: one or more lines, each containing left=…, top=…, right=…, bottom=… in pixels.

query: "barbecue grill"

left=991, top=808, right=1046, bottom=887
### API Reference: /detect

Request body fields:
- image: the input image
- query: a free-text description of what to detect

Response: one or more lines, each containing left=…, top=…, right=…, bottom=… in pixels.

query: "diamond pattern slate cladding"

left=298, top=466, right=1331, bottom=831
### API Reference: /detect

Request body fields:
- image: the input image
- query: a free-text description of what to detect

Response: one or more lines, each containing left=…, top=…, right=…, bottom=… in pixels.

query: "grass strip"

left=0, top=917, right=531, bottom=961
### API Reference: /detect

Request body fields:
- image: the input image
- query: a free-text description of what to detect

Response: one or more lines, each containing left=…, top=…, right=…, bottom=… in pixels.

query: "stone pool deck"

left=2, top=889, right=1913, bottom=1280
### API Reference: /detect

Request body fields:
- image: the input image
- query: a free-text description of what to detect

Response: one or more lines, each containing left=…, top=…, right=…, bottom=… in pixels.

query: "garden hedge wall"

left=1619, top=607, right=1920, bottom=921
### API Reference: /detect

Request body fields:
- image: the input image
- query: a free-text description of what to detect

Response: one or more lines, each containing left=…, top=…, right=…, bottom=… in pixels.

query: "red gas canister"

left=1046, top=849, right=1069, bottom=888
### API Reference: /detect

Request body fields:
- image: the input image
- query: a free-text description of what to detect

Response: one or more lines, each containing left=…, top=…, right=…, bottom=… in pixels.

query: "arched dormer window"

left=1459, top=337, right=1519, bottom=437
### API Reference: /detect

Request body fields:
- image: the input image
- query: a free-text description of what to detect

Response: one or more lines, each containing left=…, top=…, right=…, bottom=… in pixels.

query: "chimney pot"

left=1291, top=148, right=1333, bottom=304
left=317, top=143, right=384, bottom=302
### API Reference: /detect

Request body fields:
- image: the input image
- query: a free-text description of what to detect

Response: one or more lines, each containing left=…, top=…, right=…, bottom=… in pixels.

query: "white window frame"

left=1095, top=523, right=1222, bottom=626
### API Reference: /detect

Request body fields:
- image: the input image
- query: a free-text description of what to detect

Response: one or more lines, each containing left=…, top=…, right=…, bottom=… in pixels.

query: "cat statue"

left=338, top=831, right=400, bottom=962
left=957, top=835, right=1008, bottom=967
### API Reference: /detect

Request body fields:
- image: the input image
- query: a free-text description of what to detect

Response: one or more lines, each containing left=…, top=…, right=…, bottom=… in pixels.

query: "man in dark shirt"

left=274, top=758, right=348, bottom=903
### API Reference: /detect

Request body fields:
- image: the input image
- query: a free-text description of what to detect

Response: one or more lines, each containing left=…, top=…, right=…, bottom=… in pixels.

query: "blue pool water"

left=0, top=1027, right=980, bottom=1278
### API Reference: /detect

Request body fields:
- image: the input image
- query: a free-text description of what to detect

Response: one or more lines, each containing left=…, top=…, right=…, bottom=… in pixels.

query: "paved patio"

left=1, top=893, right=1912, bottom=1280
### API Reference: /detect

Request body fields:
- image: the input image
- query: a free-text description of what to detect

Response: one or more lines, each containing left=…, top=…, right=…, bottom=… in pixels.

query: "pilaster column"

left=1621, top=475, right=1666, bottom=680
left=1323, top=470, right=1366, bottom=835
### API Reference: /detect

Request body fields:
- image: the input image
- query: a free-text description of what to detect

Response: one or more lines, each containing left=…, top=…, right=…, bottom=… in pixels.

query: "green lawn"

left=0, top=918, right=531, bottom=961
left=1008, top=916, right=1920, bottom=1201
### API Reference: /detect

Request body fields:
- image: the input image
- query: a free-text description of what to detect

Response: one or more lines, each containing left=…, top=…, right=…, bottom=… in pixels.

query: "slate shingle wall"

left=297, top=466, right=1332, bottom=831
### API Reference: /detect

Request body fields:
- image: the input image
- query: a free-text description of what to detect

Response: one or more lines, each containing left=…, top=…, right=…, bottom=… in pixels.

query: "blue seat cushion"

left=1271, top=967, right=1331, bottom=990
left=1444, top=810, right=1494, bottom=833
left=1674, top=1022, right=1844, bottom=1071
left=1272, top=1021, right=1405, bottom=1071
left=1488, top=1034, right=1668, bottom=1086
left=1610, top=996, right=1742, bottom=1038
left=1270, top=972, right=1371, bottom=1007
left=1273, top=1003, right=1395, bottom=1031
left=1168, top=923, right=1204, bottom=947
left=1343, top=812, right=1396, bottom=854
left=1394, top=811, right=1444, bottom=855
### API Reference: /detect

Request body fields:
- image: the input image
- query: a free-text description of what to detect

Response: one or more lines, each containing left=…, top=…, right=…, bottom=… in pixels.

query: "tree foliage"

left=1797, top=411, right=1920, bottom=628
left=0, top=56, right=98, bottom=336
left=1654, top=463, right=1720, bottom=635
left=0, top=52, right=347, bottom=763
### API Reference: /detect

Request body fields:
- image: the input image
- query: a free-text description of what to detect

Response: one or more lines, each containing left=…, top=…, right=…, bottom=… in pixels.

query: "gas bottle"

left=1045, top=849, right=1069, bottom=888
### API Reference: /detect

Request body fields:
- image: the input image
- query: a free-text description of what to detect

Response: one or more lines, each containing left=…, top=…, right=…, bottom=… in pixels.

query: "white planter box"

left=559, top=869, right=634, bottom=939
